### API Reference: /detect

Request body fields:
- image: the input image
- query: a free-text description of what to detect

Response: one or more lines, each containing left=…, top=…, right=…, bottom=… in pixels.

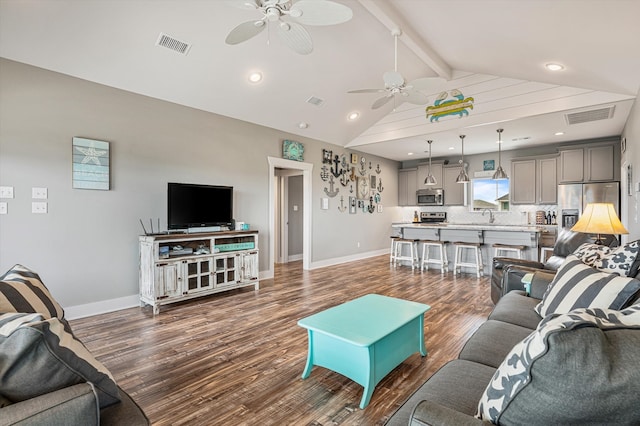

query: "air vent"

left=306, top=96, right=325, bottom=107
left=156, top=33, right=191, bottom=55
left=564, top=106, right=615, bottom=125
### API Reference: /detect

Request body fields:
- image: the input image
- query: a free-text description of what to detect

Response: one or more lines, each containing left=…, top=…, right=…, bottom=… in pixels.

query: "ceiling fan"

left=348, top=29, right=445, bottom=109
left=225, top=0, right=353, bottom=55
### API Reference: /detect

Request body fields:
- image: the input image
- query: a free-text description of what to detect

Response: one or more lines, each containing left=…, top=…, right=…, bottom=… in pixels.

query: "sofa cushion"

left=458, top=320, right=533, bottom=368
left=535, top=255, right=640, bottom=317
left=384, top=359, right=496, bottom=425
left=0, top=312, right=120, bottom=408
left=0, top=264, right=65, bottom=320
left=477, top=306, right=640, bottom=425
left=487, top=291, right=541, bottom=329
left=572, top=242, right=611, bottom=266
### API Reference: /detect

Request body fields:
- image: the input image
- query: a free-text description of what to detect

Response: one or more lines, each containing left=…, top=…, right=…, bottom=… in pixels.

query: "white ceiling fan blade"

left=408, top=76, right=446, bottom=92
left=277, top=21, right=313, bottom=54
left=402, top=89, right=429, bottom=105
left=290, top=0, right=353, bottom=26
left=372, top=94, right=393, bottom=110
left=383, top=71, right=404, bottom=88
left=225, top=0, right=260, bottom=10
left=347, top=88, right=386, bottom=94
left=225, top=20, right=266, bottom=45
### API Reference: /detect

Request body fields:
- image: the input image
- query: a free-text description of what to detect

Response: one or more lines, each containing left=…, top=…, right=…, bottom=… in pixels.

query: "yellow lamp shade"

left=571, top=203, right=628, bottom=236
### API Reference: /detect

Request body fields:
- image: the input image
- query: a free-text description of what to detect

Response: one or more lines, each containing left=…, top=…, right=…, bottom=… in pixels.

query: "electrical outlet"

left=32, top=187, right=48, bottom=199
left=0, top=202, right=7, bottom=215
left=32, top=202, right=47, bottom=214
left=0, top=186, right=14, bottom=199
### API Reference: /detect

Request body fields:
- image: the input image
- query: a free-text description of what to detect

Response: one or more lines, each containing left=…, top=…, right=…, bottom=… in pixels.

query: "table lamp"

left=571, top=203, right=628, bottom=245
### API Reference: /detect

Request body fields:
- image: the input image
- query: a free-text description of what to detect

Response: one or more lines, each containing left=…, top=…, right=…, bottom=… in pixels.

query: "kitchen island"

left=391, top=222, right=544, bottom=276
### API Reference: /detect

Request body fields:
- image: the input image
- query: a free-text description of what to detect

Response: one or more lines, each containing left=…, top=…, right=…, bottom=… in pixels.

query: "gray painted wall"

left=0, top=59, right=400, bottom=309
left=622, top=97, right=640, bottom=241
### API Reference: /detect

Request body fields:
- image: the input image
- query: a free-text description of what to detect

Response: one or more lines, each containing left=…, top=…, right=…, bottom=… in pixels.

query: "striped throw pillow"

left=0, top=264, right=65, bottom=320
left=535, top=255, right=640, bottom=317
left=0, top=312, right=120, bottom=408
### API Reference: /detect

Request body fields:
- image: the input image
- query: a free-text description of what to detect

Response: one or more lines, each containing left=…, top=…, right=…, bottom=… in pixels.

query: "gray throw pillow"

left=477, top=306, right=640, bottom=425
left=0, top=312, right=120, bottom=408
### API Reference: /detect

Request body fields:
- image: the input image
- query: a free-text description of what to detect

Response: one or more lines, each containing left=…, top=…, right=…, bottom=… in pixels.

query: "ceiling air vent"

left=306, top=96, right=325, bottom=107
left=564, top=105, right=615, bottom=125
left=156, top=33, right=191, bottom=55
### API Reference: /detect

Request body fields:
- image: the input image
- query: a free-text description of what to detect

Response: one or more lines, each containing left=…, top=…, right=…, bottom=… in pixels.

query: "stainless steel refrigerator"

left=557, top=182, right=620, bottom=231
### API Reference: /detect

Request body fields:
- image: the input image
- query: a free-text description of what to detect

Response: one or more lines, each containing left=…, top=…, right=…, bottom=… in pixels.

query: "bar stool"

left=393, top=238, right=419, bottom=270
left=419, top=240, right=449, bottom=273
left=492, top=243, right=527, bottom=259
left=389, top=236, right=400, bottom=264
left=452, top=242, right=484, bottom=277
left=540, top=246, right=554, bottom=262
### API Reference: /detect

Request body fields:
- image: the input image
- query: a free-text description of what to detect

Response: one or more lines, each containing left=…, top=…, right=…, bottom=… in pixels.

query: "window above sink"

left=470, top=178, right=510, bottom=212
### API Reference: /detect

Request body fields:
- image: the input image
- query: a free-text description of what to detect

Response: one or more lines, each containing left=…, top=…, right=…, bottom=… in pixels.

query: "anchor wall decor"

left=337, top=196, right=347, bottom=213
left=323, top=175, right=339, bottom=198
left=330, top=154, right=344, bottom=178
left=320, top=165, right=329, bottom=181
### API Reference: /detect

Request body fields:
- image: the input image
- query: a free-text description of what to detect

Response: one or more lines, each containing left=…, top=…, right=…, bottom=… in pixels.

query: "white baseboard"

left=288, top=253, right=303, bottom=261
left=65, top=294, right=141, bottom=320
left=310, top=248, right=388, bottom=270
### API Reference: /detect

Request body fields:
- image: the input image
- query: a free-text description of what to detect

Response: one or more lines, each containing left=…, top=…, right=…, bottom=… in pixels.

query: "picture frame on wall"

left=72, top=137, right=110, bottom=190
left=350, top=153, right=358, bottom=164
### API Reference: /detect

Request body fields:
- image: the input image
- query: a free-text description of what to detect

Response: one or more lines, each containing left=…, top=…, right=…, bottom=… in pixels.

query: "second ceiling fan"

left=348, top=29, right=445, bottom=109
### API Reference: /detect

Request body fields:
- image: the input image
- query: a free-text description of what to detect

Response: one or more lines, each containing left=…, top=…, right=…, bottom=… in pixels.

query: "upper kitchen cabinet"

left=398, top=168, right=417, bottom=206
left=417, top=163, right=443, bottom=189
left=559, top=142, right=617, bottom=183
left=511, top=155, right=557, bottom=205
left=443, top=165, right=466, bottom=205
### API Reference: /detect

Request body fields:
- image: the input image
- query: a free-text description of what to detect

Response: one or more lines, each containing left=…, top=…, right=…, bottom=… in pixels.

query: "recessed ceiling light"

left=298, top=122, right=309, bottom=129
left=545, top=63, right=564, bottom=71
left=555, top=131, right=565, bottom=136
left=407, top=152, right=414, bottom=156
left=248, top=71, right=263, bottom=83
left=348, top=112, right=360, bottom=121
left=448, top=146, right=455, bottom=150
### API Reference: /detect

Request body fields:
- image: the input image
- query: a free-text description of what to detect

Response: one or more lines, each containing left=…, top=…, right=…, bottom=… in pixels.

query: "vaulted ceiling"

left=1, top=0, right=638, bottom=161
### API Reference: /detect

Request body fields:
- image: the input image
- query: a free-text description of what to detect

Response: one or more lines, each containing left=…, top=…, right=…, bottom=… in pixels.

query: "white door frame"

left=268, top=157, right=312, bottom=276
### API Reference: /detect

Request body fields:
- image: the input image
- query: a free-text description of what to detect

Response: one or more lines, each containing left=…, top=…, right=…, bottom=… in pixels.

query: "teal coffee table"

left=297, top=294, right=431, bottom=408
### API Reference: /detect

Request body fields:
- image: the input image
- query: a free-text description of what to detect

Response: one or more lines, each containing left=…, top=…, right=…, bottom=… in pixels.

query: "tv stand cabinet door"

left=155, top=262, right=183, bottom=299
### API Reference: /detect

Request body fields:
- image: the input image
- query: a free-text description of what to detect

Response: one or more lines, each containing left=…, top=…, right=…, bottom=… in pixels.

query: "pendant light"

left=492, top=128, right=508, bottom=180
left=424, top=140, right=437, bottom=185
left=456, top=134, right=470, bottom=183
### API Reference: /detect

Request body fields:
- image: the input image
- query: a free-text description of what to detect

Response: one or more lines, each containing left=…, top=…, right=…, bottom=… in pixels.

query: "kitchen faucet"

left=482, top=208, right=495, bottom=224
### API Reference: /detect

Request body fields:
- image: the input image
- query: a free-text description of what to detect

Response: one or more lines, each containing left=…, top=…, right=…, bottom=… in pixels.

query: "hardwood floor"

left=70, top=256, right=494, bottom=425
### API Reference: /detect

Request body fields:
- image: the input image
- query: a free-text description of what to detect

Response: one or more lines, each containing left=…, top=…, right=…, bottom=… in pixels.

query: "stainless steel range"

left=420, top=211, right=447, bottom=224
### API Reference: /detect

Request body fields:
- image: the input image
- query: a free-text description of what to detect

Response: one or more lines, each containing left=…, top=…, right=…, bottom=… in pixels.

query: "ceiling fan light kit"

left=456, top=134, right=470, bottom=183
left=225, top=0, right=353, bottom=55
left=492, top=128, right=508, bottom=180
left=348, top=28, right=444, bottom=110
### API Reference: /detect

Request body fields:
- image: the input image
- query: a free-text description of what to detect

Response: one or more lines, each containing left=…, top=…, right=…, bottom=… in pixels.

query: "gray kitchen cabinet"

left=398, top=168, right=417, bottom=206
left=511, top=155, right=557, bottom=205
left=559, top=143, right=615, bottom=183
left=443, top=166, right=466, bottom=205
left=559, top=149, right=584, bottom=183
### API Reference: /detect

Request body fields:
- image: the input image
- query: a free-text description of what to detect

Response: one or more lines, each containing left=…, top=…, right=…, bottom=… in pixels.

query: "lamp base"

left=593, top=234, right=606, bottom=245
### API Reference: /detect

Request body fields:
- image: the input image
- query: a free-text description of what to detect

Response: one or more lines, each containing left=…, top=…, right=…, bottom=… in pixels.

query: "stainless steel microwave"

left=416, top=189, right=444, bottom=206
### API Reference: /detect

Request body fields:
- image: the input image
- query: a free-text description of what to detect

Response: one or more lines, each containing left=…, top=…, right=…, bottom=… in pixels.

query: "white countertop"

left=392, top=222, right=543, bottom=232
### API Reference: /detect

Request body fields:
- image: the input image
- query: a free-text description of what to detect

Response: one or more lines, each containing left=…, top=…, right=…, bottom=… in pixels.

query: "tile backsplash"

left=400, top=204, right=558, bottom=225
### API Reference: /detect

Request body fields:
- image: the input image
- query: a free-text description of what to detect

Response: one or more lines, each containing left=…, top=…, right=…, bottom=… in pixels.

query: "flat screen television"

left=168, top=182, right=233, bottom=230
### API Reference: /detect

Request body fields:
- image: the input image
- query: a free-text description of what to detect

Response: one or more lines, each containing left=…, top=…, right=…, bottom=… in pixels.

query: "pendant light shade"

left=456, top=134, right=470, bottom=183
left=424, top=140, right=437, bottom=185
left=492, top=128, right=508, bottom=180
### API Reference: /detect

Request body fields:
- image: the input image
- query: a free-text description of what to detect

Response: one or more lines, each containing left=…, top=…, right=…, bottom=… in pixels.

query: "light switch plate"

left=0, top=202, right=7, bottom=215
left=0, top=186, right=14, bottom=199
left=321, top=198, right=329, bottom=210
left=32, top=187, right=48, bottom=199
left=32, top=202, right=47, bottom=214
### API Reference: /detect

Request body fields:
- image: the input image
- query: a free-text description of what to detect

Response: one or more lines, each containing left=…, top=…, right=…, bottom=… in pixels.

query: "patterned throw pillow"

left=593, top=240, right=640, bottom=277
left=0, top=312, right=120, bottom=408
left=535, top=255, right=640, bottom=317
left=572, top=242, right=611, bottom=267
left=477, top=307, right=640, bottom=424
left=0, top=264, right=65, bottom=320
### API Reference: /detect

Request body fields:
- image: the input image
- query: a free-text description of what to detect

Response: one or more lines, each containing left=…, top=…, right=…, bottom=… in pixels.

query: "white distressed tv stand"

left=139, top=230, right=259, bottom=314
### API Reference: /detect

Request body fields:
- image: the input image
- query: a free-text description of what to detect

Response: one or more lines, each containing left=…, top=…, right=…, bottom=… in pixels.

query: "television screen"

left=168, top=183, right=233, bottom=230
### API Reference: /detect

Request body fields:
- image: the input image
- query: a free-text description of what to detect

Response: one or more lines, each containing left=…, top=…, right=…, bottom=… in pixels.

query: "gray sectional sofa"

left=386, top=249, right=640, bottom=425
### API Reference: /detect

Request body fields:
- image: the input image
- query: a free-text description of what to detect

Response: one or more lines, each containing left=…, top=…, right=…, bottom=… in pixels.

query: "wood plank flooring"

left=70, top=255, right=494, bottom=425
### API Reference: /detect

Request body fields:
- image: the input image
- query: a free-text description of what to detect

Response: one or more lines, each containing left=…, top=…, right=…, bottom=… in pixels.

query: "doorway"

left=268, top=157, right=312, bottom=278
